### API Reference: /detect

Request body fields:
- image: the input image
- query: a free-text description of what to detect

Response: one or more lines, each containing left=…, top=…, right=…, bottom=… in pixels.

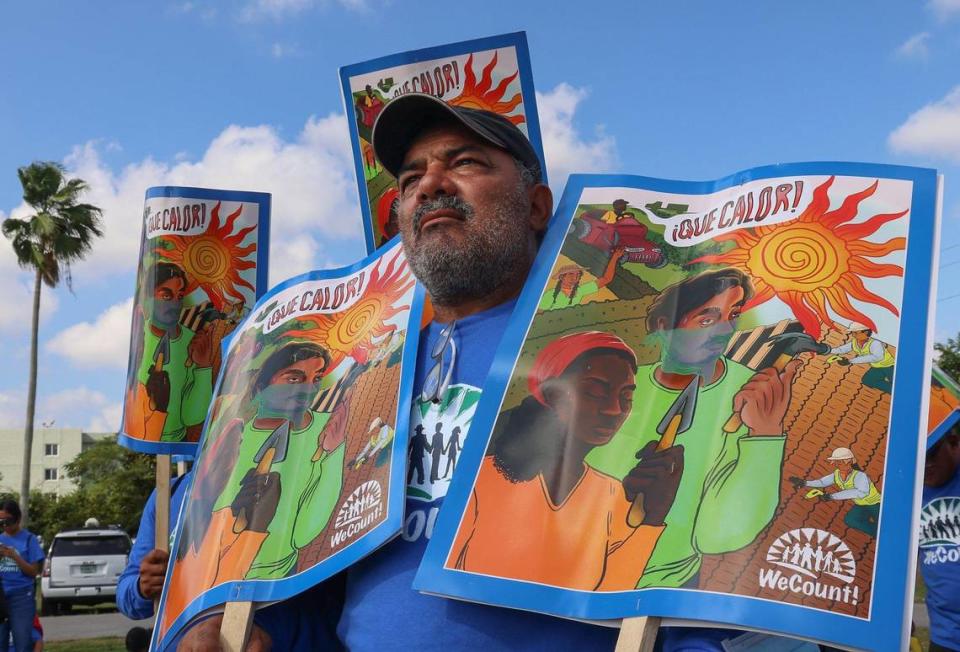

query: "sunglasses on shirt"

left=421, top=321, right=457, bottom=404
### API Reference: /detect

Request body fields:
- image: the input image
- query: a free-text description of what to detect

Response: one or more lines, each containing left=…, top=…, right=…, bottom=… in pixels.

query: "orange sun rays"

left=157, top=201, right=257, bottom=311
left=282, top=251, right=415, bottom=369
left=448, top=52, right=525, bottom=126
left=691, top=177, right=907, bottom=338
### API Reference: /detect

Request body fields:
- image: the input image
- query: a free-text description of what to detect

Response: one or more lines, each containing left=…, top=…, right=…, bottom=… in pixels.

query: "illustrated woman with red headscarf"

left=447, top=331, right=684, bottom=591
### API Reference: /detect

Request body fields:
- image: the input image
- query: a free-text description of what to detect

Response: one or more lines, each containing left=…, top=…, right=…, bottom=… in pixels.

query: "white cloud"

left=240, top=0, right=369, bottom=20
left=895, top=32, right=931, bottom=59
left=536, top=83, right=617, bottom=191
left=41, top=112, right=365, bottom=285
left=87, top=402, right=123, bottom=433
left=888, top=86, right=960, bottom=161
left=47, top=298, right=133, bottom=369
left=271, top=42, right=303, bottom=59
left=0, top=234, right=60, bottom=334
left=929, top=0, right=960, bottom=19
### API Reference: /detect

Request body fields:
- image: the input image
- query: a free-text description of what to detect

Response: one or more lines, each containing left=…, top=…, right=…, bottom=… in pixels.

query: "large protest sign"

left=417, top=164, right=939, bottom=650
left=152, top=239, right=421, bottom=651
left=929, top=365, right=960, bottom=448
left=340, top=31, right=546, bottom=252
left=120, top=187, right=271, bottom=456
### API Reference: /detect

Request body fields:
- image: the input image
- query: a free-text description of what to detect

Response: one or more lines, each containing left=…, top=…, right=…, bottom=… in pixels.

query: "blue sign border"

left=339, top=31, right=547, bottom=254
left=152, top=237, right=423, bottom=651
left=415, top=163, right=938, bottom=651
left=118, top=186, right=272, bottom=456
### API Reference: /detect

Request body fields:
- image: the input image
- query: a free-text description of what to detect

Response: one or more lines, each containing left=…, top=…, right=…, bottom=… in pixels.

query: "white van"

left=39, top=527, right=131, bottom=614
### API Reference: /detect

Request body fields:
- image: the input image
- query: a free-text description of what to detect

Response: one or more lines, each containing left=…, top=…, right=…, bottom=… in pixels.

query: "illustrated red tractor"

left=570, top=210, right=667, bottom=268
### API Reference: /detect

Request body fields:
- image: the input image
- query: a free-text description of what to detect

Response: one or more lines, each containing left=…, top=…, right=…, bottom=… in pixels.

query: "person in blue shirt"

left=116, top=470, right=192, bottom=620
left=0, top=500, right=44, bottom=652
left=919, top=430, right=960, bottom=652
left=177, top=94, right=629, bottom=652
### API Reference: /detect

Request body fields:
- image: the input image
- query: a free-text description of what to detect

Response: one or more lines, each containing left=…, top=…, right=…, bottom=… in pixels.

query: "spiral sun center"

left=746, top=224, right=848, bottom=292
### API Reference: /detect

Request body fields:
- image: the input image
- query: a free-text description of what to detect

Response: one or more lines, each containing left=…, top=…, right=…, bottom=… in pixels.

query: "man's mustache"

left=412, top=196, right=475, bottom=233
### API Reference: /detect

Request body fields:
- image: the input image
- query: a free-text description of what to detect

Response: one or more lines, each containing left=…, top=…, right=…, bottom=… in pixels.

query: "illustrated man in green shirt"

left=130, top=261, right=215, bottom=442
left=539, top=245, right=625, bottom=311
left=214, top=341, right=348, bottom=580
left=586, top=268, right=800, bottom=588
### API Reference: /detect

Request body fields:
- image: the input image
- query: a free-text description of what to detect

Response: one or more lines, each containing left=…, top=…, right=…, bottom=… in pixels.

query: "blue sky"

left=1, top=0, right=960, bottom=430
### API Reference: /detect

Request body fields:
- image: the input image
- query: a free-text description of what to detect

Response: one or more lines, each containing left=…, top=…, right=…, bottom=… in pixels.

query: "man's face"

left=835, top=458, right=853, bottom=473
left=613, top=200, right=627, bottom=214
left=548, top=353, right=636, bottom=446
left=258, top=355, right=326, bottom=419
left=852, top=330, right=870, bottom=345
left=925, top=438, right=960, bottom=488
left=394, top=123, right=537, bottom=304
left=154, top=276, right=186, bottom=304
left=658, top=285, right=744, bottom=372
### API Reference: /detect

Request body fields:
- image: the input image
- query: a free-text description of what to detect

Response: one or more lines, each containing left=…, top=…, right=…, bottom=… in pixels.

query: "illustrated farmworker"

left=450, top=331, right=683, bottom=591
left=538, top=245, right=625, bottom=311
left=599, top=198, right=632, bottom=223
left=351, top=416, right=394, bottom=469
left=179, top=94, right=630, bottom=650
left=124, top=260, right=215, bottom=442
left=790, top=447, right=881, bottom=537
left=587, top=268, right=799, bottom=588
left=823, top=321, right=895, bottom=393
left=919, top=431, right=960, bottom=652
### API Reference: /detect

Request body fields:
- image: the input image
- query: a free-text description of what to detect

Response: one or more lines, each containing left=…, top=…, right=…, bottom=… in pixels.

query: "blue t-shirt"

left=0, top=529, right=44, bottom=593
left=337, top=298, right=617, bottom=651
left=919, top=467, right=960, bottom=650
left=117, top=472, right=191, bottom=620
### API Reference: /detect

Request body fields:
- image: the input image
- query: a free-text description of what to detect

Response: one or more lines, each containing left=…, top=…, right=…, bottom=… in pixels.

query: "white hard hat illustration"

left=827, top=447, right=856, bottom=462
left=847, top=321, right=870, bottom=333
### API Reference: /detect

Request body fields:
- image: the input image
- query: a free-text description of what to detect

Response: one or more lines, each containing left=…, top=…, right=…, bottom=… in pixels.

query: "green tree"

left=936, top=336, right=960, bottom=383
left=3, top=162, right=103, bottom=526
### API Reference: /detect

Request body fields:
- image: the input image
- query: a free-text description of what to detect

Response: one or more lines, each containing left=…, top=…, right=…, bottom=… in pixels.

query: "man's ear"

left=528, top=183, right=553, bottom=234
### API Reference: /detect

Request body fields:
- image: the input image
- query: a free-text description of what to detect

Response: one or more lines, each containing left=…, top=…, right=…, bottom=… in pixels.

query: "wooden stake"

left=615, top=616, right=661, bottom=652
left=220, top=600, right=255, bottom=652
left=155, top=454, right=171, bottom=552
left=177, top=459, right=188, bottom=476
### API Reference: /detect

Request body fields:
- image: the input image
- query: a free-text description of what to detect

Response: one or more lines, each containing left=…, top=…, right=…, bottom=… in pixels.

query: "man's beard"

left=401, top=183, right=532, bottom=306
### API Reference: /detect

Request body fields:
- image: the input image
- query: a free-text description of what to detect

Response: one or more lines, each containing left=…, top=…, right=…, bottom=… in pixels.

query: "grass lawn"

left=46, top=638, right=124, bottom=652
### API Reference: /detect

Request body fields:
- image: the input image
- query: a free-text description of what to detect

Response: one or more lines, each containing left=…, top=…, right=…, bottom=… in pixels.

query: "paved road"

left=41, top=609, right=154, bottom=642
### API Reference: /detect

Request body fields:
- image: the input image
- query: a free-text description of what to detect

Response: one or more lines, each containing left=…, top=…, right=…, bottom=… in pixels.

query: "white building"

left=0, top=428, right=113, bottom=496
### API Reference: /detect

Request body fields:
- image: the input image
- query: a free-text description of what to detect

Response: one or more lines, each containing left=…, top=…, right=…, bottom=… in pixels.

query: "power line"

left=939, top=292, right=960, bottom=303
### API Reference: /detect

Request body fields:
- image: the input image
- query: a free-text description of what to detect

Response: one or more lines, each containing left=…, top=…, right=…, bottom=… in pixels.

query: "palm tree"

left=3, top=162, right=103, bottom=525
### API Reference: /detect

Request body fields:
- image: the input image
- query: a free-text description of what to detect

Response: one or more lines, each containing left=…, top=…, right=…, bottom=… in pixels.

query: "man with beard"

left=177, top=94, right=638, bottom=651
left=587, top=268, right=799, bottom=589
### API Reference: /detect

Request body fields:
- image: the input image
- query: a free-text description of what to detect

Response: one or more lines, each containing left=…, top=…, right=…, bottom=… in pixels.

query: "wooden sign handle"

left=615, top=616, right=660, bottom=652
left=220, top=600, right=255, bottom=652
left=154, top=454, right=171, bottom=611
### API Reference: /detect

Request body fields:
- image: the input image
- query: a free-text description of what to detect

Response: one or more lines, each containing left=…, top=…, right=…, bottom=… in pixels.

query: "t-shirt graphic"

left=919, top=471, right=960, bottom=650
left=921, top=497, right=960, bottom=559
left=406, top=384, right=481, bottom=504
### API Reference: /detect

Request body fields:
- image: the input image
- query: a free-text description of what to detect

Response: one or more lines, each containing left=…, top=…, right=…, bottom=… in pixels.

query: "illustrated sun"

left=283, top=250, right=415, bottom=369
left=691, top=177, right=906, bottom=338
left=157, top=201, right=257, bottom=311
left=448, top=52, right=524, bottom=126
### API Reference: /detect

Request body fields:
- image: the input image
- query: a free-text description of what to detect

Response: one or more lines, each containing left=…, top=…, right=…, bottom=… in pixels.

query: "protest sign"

left=119, top=186, right=270, bottom=456
left=151, top=239, right=421, bottom=651
left=929, top=365, right=960, bottom=448
left=417, top=163, right=939, bottom=650
left=340, top=31, right=546, bottom=252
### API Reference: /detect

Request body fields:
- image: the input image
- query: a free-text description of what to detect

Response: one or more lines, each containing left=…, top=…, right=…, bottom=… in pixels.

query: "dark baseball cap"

left=371, top=93, right=542, bottom=182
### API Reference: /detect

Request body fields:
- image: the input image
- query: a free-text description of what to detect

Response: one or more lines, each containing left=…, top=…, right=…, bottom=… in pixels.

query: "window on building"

left=44, top=468, right=58, bottom=481
left=44, top=444, right=59, bottom=456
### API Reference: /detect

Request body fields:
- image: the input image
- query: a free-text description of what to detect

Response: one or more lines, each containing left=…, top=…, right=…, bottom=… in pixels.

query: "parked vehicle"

left=570, top=210, right=668, bottom=268
left=40, top=527, right=131, bottom=615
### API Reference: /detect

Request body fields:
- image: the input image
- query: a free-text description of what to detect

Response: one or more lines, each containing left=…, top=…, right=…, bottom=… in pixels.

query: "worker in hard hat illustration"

left=824, top=321, right=895, bottom=393
left=790, top=447, right=882, bottom=537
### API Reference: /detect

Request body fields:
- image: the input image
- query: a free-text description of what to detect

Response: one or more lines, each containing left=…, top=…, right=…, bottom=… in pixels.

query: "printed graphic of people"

left=538, top=246, right=625, bottom=312
left=408, top=424, right=429, bottom=485
left=799, top=542, right=815, bottom=571
left=428, top=423, right=446, bottom=483
left=820, top=321, right=895, bottom=393
left=442, top=426, right=462, bottom=479
left=791, top=447, right=882, bottom=537
left=351, top=417, right=394, bottom=469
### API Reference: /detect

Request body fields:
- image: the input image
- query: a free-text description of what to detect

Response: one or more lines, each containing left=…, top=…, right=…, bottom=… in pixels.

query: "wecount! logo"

left=758, top=527, right=861, bottom=606
left=331, top=480, right=383, bottom=548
